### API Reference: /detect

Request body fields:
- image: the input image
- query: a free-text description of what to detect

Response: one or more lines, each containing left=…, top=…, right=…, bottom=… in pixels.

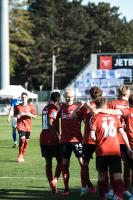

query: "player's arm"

left=90, top=116, right=97, bottom=141
left=71, top=101, right=86, bottom=119
left=72, top=100, right=92, bottom=119
left=48, top=117, right=60, bottom=139
left=83, top=101, right=95, bottom=112
left=90, top=130, right=96, bottom=141
left=7, top=105, right=14, bottom=122
left=20, top=106, right=36, bottom=119
left=26, top=112, right=36, bottom=119
left=119, top=128, right=133, bottom=154
left=19, top=112, right=36, bottom=119
left=48, top=117, right=57, bottom=133
left=93, top=108, right=123, bottom=115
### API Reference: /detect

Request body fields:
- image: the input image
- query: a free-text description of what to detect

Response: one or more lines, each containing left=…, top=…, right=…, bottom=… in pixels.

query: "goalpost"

left=0, top=0, right=10, bottom=89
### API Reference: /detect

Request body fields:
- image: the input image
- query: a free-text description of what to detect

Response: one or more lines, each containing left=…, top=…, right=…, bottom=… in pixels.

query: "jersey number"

left=42, top=114, right=48, bottom=129
left=102, top=120, right=116, bottom=138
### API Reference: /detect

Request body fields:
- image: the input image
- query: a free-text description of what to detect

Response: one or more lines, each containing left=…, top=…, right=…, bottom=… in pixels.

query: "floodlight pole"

left=0, top=0, right=10, bottom=89
left=52, top=54, right=56, bottom=91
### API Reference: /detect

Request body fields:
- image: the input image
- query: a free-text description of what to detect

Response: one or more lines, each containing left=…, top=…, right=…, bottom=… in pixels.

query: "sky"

left=82, top=0, right=133, bottom=22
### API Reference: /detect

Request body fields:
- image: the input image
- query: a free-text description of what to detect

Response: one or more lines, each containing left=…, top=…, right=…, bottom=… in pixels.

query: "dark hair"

left=118, top=85, right=129, bottom=99
left=95, top=97, right=106, bottom=108
left=90, top=86, right=103, bottom=100
left=50, top=91, right=60, bottom=102
left=21, top=92, right=28, bottom=97
left=129, top=94, right=133, bottom=106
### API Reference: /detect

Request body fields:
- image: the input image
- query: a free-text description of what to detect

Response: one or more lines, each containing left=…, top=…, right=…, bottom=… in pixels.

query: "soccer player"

left=15, top=92, right=36, bottom=162
left=80, top=86, right=103, bottom=197
left=107, top=85, right=131, bottom=198
left=58, top=88, right=85, bottom=195
left=8, top=97, right=22, bottom=148
left=122, top=94, right=133, bottom=200
left=40, top=91, right=62, bottom=194
left=93, top=85, right=131, bottom=198
left=90, top=96, right=133, bottom=200
left=95, top=94, right=133, bottom=200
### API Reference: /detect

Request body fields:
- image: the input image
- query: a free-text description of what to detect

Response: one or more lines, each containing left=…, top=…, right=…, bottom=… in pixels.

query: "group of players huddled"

left=40, top=85, right=133, bottom=200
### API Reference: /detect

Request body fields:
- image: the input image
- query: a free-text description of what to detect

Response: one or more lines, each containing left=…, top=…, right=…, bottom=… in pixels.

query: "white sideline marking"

left=0, top=177, right=97, bottom=181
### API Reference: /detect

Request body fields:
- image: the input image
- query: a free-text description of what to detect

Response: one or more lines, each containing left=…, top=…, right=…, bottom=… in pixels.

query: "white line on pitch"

left=0, top=177, right=97, bottom=181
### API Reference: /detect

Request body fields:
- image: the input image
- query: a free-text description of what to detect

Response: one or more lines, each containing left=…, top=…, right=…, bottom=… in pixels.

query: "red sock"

left=54, top=160, right=62, bottom=180
left=22, top=142, right=28, bottom=156
left=46, top=164, right=53, bottom=184
left=110, top=174, right=114, bottom=191
left=62, top=165, right=69, bottom=189
left=97, top=180, right=107, bottom=200
left=81, top=165, right=89, bottom=187
left=131, top=170, right=133, bottom=189
left=124, top=162, right=130, bottom=190
left=113, top=179, right=124, bottom=199
left=19, top=138, right=26, bottom=155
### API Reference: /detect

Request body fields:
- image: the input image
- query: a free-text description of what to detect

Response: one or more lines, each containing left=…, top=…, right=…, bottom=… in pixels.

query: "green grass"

left=0, top=116, right=98, bottom=200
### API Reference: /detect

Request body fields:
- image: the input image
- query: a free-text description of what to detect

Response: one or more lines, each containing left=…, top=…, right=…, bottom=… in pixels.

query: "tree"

left=9, top=0, right=34, bottom=89
left=28, top=0, right=92, bottom=89
left=10, top=0, right=133, bottom=90
left=84, top=2, right=130, bottom=53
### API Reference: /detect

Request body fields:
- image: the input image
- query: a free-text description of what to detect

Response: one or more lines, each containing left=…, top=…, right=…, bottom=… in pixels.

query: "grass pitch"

left=0, top=115, right=98, bottom=200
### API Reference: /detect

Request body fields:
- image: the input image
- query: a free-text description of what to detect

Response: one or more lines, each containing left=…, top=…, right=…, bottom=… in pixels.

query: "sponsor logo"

left=114, top=58, right=133, bottom=67
left=99, top=56, right=112, bottom=69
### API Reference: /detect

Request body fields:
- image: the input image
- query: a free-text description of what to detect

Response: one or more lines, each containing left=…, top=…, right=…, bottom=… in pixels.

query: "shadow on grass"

left=0, top=188, right=99, bottom=200
left=0, top=146, right=15, bottom=149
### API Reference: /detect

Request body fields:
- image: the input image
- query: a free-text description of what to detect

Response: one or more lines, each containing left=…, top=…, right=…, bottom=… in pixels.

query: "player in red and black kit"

left=90, top=97, right=133, bottom=200
left=107, top=85, right=131, bottom=198
left=40, top=91, right=62, bottom=194
left=58, top=88, right=85, bottom=195
left=121, top=94, right=133, bottom=199
left=15, top=92, right=36, bottom=162
left=96, top=93, right=133, bottom=199
left=94, top=85, right=131, bottom=198
left=80, top=86, right=103, bottom=197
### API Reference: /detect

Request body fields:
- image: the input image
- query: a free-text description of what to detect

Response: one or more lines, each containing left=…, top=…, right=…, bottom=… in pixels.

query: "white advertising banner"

left=115, top=68, right=132, bottom=78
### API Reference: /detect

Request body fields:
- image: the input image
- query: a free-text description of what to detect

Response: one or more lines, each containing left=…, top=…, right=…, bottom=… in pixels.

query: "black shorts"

left=96, top=155, right=122, bottom=174
left=120, top=144, right=127, bottom=160
left=19, top=131, right=31, bottom=139
left=82, top=144, right=96, bottom=161
left=61, top=142, right=82, bottom=159
left=123, top=149, right=133, bottom=169
left=40, top=144, right=62, bottom=159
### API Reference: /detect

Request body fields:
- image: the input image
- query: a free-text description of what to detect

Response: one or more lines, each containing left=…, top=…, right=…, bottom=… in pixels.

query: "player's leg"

left=22, top=132, right=30, bottom=157
left=85, top=144, right=96, bottom=192
left=131, top=170, right=133, bottom=193
left=123, top=151, right=133, bottom=199
left=113, top=173, right=124, bottom=200
left=17, top=131, right=26, bottom=162
left=96, top=156, right=109, bottom=200
left=50, top=145, right=62, bottom=194
left=12, top=117, right=18, bottom=147
left=123, top=162, right=131, bottom=198
left=80, top=144, right=96, bottom=197
left=98, top=171, right=109, bottom=200
left=80, top=158, right=89, bottom=197
left=40, top=145, right=57, bottom=194
left=110, top=156, right=124, bottom=200
left=45, top=158, right=53, bottom=184
left=54, top=144, right=62, bottom=180
left=121, top=144, right=131, bottom=198
left=45, top=158, right=58, bottom=194
left=73, top=142, right=88, bottom=196
left=61, top=142, right=72, bottom=195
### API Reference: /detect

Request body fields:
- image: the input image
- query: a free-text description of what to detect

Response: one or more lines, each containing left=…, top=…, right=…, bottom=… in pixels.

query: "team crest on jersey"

left=52, top=111, right=57, bottom=118
left=43, top=110, right=48, bottom=114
